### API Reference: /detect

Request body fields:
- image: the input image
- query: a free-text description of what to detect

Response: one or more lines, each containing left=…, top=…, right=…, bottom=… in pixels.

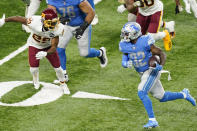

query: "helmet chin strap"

left=42, top=25, right=49, bottom=32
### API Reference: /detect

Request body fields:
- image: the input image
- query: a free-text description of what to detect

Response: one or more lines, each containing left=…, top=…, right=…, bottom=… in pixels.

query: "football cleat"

left=33, top=82, right=40, bottom=90
left=53, top=72, right=69, bottom=84
left=60, top=83, right=70, bottom=95
left=98, top=47, right=108, bottom=68
left=163, top=30, right=172, bottom=51
left=143, top=120, right=159, bottom=129
left=165, top=21, right=175, bottom=38
left=181, top=88, right=196, bottom=106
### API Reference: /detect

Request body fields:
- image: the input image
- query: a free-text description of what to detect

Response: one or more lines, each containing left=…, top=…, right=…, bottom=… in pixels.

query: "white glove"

left=0, top=14, right=5, bottom=27
left=133, top=1, right=142, bottom=7
left=127, top=60, right=133, bottom=68
left=117, top=5, right=126, bottom=13
left=36, top=51, right=47, bottom=60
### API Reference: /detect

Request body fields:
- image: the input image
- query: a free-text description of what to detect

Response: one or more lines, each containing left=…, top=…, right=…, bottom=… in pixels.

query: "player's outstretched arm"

left=150, top=45, right=166, bottom=66
left=0, top=14, right=28, bottom=27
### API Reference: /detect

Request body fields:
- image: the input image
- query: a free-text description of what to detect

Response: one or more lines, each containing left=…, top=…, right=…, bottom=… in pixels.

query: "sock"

left=30, top=67, right=39, bottom=85
left=54, top=67, right=66, bottom=82
left=26, top=0, right=41, bottom=18
left=189, top=0, right=197, bottom=18
left=160, top=91, right=184, bottom=102
left=138, top=91, right=155, bottom=118
left=148, top=32, right=166, bottom=41
left=57, top=48, right=67, bottom=70
left=86, top=48, right=100, bottom=58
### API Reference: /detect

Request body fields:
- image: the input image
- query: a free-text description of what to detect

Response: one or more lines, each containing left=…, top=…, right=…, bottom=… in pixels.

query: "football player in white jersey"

left=124, top=0, right=175, bottom=51
left=0, top=8, right=70, bottom=94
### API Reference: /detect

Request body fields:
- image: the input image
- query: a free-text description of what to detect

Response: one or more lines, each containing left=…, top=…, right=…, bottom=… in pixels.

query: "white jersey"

left=138, top=0, right=163, bottom=16
left=27, top=15, right=64, bottom=49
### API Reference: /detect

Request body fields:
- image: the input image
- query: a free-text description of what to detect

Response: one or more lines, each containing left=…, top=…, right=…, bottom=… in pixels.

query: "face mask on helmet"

left=41, top=9, right=59, bottom=30
left=120, top=22, right=142, bottom=42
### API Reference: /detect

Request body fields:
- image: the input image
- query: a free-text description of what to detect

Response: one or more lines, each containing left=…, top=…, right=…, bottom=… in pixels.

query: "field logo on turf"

left=0, top=81, right=64, bottom=107
left=0, top=81, right=129, bottom=107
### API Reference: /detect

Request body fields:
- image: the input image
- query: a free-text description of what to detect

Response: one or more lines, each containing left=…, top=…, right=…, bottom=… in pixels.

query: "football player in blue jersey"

left=119, top=22, right=196, bottom=129
left=47, top=0, right=107, bottom=82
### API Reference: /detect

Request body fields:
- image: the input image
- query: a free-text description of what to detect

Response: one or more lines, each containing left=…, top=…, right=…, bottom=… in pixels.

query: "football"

left=148, top=55, right=160, bottom=67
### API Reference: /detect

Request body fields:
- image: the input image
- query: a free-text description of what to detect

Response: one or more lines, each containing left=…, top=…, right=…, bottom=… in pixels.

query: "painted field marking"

left=0, top=44, right=28, bottom=66
left=72, top=91, right=129, bottom=100
left=0, top=81, right=129, bottom=107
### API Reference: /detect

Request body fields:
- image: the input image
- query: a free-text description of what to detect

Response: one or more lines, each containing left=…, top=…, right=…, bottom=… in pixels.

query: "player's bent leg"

left=159, top=91, right=184, bottom=102
left=138, top=91, right=159, bottom=128
left=56, top=48, right=69, bottom=82
left=54, top=67, right=70, bottom=95
left=148, top=32, right=166, bottom=41
left=183, top=0, right=192, bottom=14
left=30, top=67, right=40, bottom=89
left=189, top=0, right=197, bottom=18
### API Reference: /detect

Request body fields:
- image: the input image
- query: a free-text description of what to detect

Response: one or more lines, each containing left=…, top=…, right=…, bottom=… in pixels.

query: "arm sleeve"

left=122, top=53, right=129, bottom=68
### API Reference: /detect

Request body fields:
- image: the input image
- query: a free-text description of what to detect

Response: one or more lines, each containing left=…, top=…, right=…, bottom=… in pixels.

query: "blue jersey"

left=87, top=0, right=95, bottom=9
left=119, top=35, right=155, bottom=73
left=47, top=0, right=86, bottom=26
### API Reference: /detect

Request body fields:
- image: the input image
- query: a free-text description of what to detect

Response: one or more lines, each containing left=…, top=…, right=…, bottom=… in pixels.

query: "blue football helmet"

left=120, top=22, right=142, bottom=42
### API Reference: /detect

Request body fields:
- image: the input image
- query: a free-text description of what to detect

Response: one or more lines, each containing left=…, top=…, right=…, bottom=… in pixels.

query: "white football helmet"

left=120, top=22, right=142, bottom=42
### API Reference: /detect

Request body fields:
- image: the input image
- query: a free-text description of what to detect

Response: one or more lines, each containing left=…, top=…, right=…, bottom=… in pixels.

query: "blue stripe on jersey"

left=142, top=70, right=159, bottom=92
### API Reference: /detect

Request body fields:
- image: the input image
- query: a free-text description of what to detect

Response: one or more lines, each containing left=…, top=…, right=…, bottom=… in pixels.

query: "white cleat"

left=91, top=14, right=98, bottom=26
left=183, top=0, right=192, bottom=14
left=60, top=83, right=70, bottom=95
left=53, top=73, right=69, bottom=84
left=34, top=83, right=40, bottom=90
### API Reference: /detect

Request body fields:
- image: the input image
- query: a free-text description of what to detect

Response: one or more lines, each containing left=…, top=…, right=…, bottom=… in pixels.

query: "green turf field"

left=0, top=0, right=197, bottom=130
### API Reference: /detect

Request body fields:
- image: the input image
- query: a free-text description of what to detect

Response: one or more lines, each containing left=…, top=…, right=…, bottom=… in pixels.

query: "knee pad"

left=30, top=67, right=39, bottom=74
left=138, top=90, right=147, bottom=101
left=153, top=93, right=164, bottom=100
left=79, top=49, right=89, bottom=57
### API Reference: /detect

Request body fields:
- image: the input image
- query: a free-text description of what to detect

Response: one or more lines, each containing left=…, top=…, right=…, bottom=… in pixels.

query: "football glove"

left=127, top=60, right=133, bottom=68
left=0, top=14, right=5, bottom=27
left=36, top=51, right=47, bottom=60
left=117, top=4, right=127, bottom=13
left=73, top=21, right=89, bottom=39
left=133, top=0, right=143, bottom=7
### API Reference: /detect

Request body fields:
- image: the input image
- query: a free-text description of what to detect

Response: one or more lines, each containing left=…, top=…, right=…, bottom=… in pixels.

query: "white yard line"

left=0, top=44, right=28, bottom=66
